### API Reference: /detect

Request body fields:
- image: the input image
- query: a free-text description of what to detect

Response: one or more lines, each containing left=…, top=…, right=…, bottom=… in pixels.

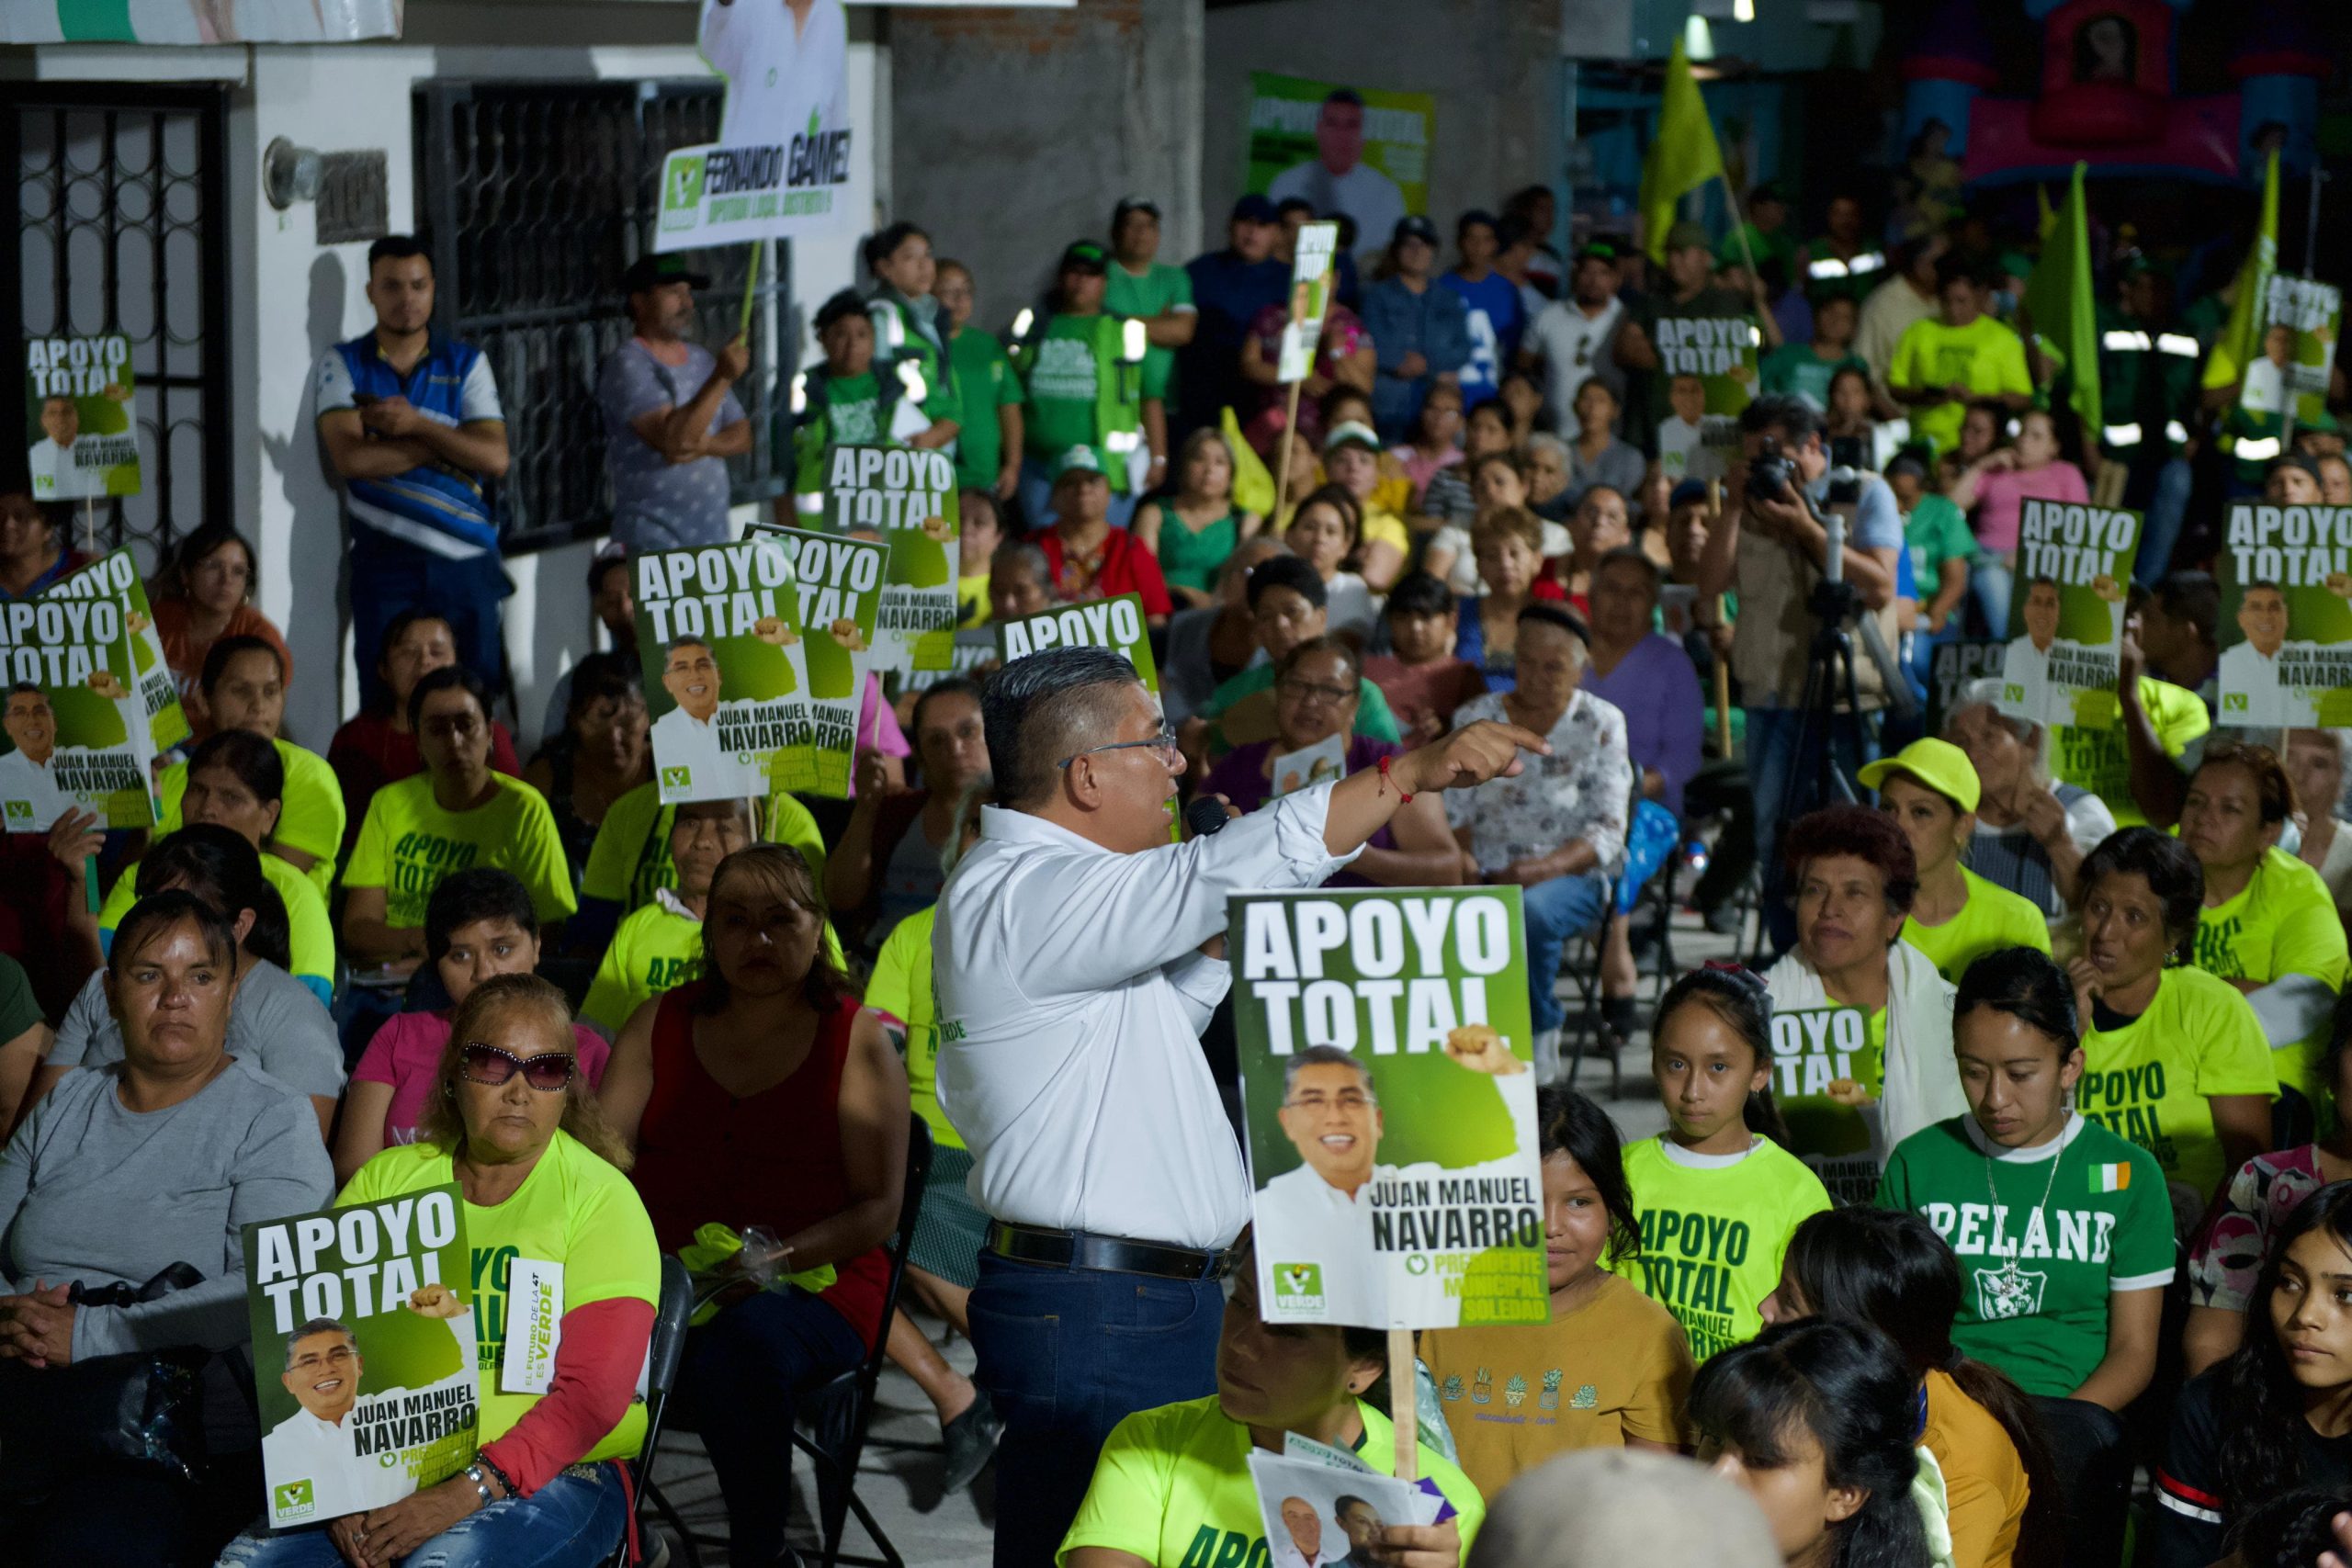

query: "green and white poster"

left=2217, top=500, right=2352, bottom=727
left=1997, top=499, right=2141, bottom=729
left=25, top=334, right=139, bottom=502
left=50, top=549, right=188, bottom=755
left=1770, top=1006, right=1882, bottom=1204
left=814, top=445, right=957, bottom=676
left=243, top=1187, right=477, bottom=1529
left=1234, top=887, right=1546, bottom=1330
left=1653, top=309, right=1757, bottom=484
left=656, top=0, right=854, bottom=251
left=746, top=523, right=887, bottom=795
left=1276, top=222, right=1341, bottom=383
left=993, top=592, right=1160, bottom=687
left=635, top=536, right=808, bottom=803
left=1927, top=637, right=2005, bottom=739
left=1246, top=73, right=1433, bottom=258
left=2240, top=275, right=2342, bottom=426
left=0, top=550, right=158, bottom=831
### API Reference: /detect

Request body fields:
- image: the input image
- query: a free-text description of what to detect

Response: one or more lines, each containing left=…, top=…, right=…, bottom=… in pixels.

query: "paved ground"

left=643, top=887, right=1752, bottom=1566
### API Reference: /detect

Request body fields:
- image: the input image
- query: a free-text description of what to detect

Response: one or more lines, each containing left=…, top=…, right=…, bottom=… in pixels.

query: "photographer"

left=1695, top=393, right=1903, bottom=949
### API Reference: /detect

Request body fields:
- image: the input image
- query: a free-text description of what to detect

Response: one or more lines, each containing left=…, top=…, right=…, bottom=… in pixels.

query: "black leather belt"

left=987, top=1221, right=1236, bottom=1282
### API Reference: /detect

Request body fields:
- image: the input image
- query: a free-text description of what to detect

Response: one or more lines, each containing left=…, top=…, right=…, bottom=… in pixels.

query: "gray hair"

left=989, top=538, right=1051, bottom=590
left=2286, top=728, right=2352, bottom=818
left=1282, top=1043, right=1374, bottom=1099
left=982, top=644, right=1147, bottom=808
left=284, top=1317, right=355, bottom=1369
left=1525, top=432, right=1571, bottom=468
left=1948, top=677, right=2050, bottom=788
left=1469, top=1450, right=1781, bottom=1568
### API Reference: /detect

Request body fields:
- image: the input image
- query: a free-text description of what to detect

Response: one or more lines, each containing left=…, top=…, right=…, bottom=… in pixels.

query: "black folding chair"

left=614, top=1254, right=698, bottom=1568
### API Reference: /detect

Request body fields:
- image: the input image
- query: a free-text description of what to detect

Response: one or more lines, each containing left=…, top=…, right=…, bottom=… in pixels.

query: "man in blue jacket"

left=1360, top=215, right=1470, bottom=442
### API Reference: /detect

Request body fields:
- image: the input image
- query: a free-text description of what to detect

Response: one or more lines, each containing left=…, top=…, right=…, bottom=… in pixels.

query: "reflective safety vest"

left=2095, top=307, right=2201, bottom=459
left=1800, top=238, right=1888, bottom=304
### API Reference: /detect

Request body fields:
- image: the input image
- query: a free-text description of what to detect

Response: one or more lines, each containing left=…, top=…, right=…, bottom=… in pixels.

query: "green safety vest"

left=2094, top=305, right=2202, bottom=458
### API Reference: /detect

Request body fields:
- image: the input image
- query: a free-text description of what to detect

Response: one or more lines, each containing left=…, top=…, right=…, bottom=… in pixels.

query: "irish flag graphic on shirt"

left=2090, top=1162, right=2132, bottom=1193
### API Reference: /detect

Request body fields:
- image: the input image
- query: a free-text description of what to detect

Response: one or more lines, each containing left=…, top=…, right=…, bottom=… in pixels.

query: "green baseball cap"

left=1052, top=446, right=1106, bottom=484
left=1858, top=738, right=1981, bottom=814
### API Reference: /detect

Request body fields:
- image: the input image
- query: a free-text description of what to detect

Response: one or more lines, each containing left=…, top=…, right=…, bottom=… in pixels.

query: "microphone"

left=1184, top=797, right=1232, bottom=840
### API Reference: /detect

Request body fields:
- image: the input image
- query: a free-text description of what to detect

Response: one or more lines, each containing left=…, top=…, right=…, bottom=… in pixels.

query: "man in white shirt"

left=1524, top=243, right=1629, bottom=433
left=1656, top=374, right=1720, bottom=484
left=0, top=683, right=70, bottom=830
left=1268, top=90, right=1407, bottom=265
left=700, top=0, right=850, bottom=153
left=1275, top=1496, right=1334, bottom=1568
left=933, top=643, right=1541, bottom=1568
left=2241, top=325, right=2296, bottom=416
left=261, top=1294, right=476, bottom=1524
left=2218, top=581, right=2316, bottom=725
left=649, top=637, right=769, bottom=799
left=2001, top=576, right=2062, bottom=725
left=27, top=396, right=105, bottom=501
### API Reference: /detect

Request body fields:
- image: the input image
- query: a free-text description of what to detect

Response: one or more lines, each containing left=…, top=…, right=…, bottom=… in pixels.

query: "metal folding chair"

left=614, top=1254, right=697, bottom=1568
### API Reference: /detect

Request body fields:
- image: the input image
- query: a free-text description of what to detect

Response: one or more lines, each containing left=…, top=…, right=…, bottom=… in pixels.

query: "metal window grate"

left=413, top=80, right=788, bottom=556
left=6, top=85, right=232, bottom=570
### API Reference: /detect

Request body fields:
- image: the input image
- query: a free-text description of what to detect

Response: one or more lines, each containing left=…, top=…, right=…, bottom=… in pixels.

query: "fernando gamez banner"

left=657, top=0, right=855, bottom=251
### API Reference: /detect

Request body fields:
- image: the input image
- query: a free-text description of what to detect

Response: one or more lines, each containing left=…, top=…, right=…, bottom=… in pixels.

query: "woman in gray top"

left=0, top=888, right=333, bottom=1562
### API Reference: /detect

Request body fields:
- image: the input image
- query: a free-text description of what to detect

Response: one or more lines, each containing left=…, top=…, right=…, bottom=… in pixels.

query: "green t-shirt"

left=1875, top=1115, right=2175, bottom=1397
left=580, top=782, right=827, bottom=912
left=344, top=773, right=578, bottom=930
left=1904, top=492, right=1979, bottom=592
left=156, top=739, right=346, bottom=902
left=864, top=904, right=961, bottom=1152
left=1890, top=314, right=2032, bottom=456
left=1614, top=1134, right=1833, bottom=1360
left=339, top=1133, right=660, bottom=1461
left=579, top=897, right=704, bottom=1036
left=1104, top=259, right=1193, bottom=404
left=1021, top=314, right=1136, bottom=471
left=2048, top=678, right=2211, bottom=829
left=2077, top=964, right=2276, bottom=1201
left=2193, top=846, right=2350, bottom=1100
left=1717, top=222, right=1799, bottom=286
left=1758, top=344, right=1864, bottom=413
left=1902, top=868, right=2052, bottom=986
left=948, top=326, right=1020, bottom=495
left=792, top=366, right=957, bottom=495
left=0, top=953, right=41, bottom=1044
left=1059, top=1395, right=1484, bottom=1568
left=98, top=849, right=335, bottom=990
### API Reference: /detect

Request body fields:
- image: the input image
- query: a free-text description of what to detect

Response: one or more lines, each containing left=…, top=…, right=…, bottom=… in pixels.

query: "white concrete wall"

left=15, top=2, right=884, bottom=749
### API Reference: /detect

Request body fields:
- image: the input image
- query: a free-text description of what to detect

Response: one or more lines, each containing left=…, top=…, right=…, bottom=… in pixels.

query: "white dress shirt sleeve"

left=1160, top=951, right=1232, bottom=1033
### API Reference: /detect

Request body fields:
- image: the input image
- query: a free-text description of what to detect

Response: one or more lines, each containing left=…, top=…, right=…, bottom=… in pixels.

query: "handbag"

left=0, top=1261, right=209, bottom=1493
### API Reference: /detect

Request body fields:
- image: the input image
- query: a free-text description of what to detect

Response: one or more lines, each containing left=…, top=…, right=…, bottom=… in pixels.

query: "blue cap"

left=1669, top=479, right=1712, bottom=511
left=1230, top=194, right=1279, bottom=225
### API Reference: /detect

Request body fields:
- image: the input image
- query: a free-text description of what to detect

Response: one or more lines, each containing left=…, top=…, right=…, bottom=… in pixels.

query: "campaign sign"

left=1927, top=637, right=2005, bottom=739
left=2218, top=502, right=2352, bottom=727
left=1997, top=500, right=2142, bottom=730
left=814, top=446, right=958, bottom=676
left=1654, top=309, right=1756, bottom=485
left=25, top=334, right=140, bottom=502
left=2240, top=275, right=2342, bottom=427
left=656, top=0, right=854, bottom=250
left=1277, top=223, right=1341, bottom=384
left=746, top=524, right=887, bottom=796
left=0, top=551, right=157, bottom=830
left=1245, top=73, right=1435, bottom=257
left=50, top=549, right=188, bottom=754
left=993, top=592, right=1161, bottom=690
left=1770, top=1006, right=1883, bottom=1204
left=1235, top=887, right=1546, bottom=1330
left=243, top=1188, right=476, bottom=1529
left=634, top=537, right=808, bottom=802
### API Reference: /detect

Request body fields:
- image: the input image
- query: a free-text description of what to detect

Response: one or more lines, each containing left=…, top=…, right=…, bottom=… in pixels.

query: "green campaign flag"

left=244, top=1187, right=477, bottom=1529
left=1639, top=39, right=1724, bottom=265
left=1234, top=887, right=1547, bottom=1330
left=2217, top=501, right=2352, bottom=727
left=25, top=333, right=140, bottom=502
left=634, top=536, right=811, bottom=801
left=2024, top=162, right=2100, bottom=438
left=0, top=550, right=162, bottom=830
left=811, top=445, right=958, bottom=677
left=1997, top=499, right=2142, bottom=729
left=2205, top=149, right=2280, bottom=394
left=745, top=524, right=888, bottom=796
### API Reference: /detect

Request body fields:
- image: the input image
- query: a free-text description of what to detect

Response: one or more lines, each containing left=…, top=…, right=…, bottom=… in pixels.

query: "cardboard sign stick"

left=80, top=496, right=96, bottom=557
left=1272, top=379, right=1306, bottom=528
left=1708, top=479, right=1732, bottom=754
left=738, top=238, right=765, bottom=340
left=1389, top=1326, right=1418, bottom=1482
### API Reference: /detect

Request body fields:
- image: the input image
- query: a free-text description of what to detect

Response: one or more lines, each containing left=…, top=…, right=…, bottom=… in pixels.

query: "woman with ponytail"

left=1690, top=1318, right=1935, bottom=1568
left=1765, top=1206, right=2058, bottom=1568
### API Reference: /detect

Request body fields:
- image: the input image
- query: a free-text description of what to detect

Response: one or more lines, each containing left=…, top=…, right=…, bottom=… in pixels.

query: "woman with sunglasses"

left=599, top=843, right=910, bottom=1568
left=220, top=973, right=654, bottom=1568
left=1201, top=637, right=1461, bottom=887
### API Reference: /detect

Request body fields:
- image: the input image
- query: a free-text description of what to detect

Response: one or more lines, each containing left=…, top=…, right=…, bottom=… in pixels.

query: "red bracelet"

left=1379, top=754, right=1413, bottom=805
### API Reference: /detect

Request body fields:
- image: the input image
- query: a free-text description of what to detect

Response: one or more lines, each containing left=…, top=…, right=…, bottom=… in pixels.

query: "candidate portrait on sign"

left=2000, top=577, right=2062, bottom=719
left=1266, top=89, right=1407, bottom=264
left=28, top=395, right=107, bottom=502
left=0, top=683, right=70, bottom=829
left=652, top=637, right=768, bottom=799
left=700, top=0, right=851, bottom=153
left=261, top=1291, right=476, bottom=1522
left=2219, top=581, right=2318, bottom=726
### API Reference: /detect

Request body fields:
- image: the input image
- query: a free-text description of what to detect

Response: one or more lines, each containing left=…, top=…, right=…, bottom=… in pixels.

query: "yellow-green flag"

left=2026, top=163, right=2100, bottom=436
left=2203, top=149, right=2279, bottom=391
left=1641, top=39, right=1724, bottom=264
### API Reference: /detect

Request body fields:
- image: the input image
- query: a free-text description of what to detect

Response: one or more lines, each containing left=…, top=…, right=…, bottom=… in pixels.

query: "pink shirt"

left=1972, top=459, right=2089, bottom=554
left=853, top=672, right=911, bottom=797
left=355, top=1010, right=613, bottom=1149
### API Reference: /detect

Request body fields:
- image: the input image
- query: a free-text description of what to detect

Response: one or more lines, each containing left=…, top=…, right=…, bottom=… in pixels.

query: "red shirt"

left=150, top=597, right=294, bottom=739
left=1038, top=526, right=1172, bottom=617
left=326, top=710, right=524, bottom=860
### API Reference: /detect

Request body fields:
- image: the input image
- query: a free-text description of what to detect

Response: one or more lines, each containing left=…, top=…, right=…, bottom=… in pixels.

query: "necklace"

left=1983, top=1114, right=2067, bottom=1300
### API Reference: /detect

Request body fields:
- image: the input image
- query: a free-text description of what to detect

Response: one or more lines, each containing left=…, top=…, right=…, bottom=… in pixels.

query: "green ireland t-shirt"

left=948, top=327, right=1019, bottom=494
left=2076, top=964, right=2276, bottom=1202
left=1904, top=492, right=1979, bottom=591
left=1876, top=1114, right=2174, bottom=1397
left=1103, top=259, right=1193, bottom=404
left=1058, top=1395, right=1484, bottom=1568
left=1902, top=868, right=2052, bottom=987
left=2193, top=846, right=2350, bottom=1100
left=344, top=773, right=577, bottom=930
left=156, top=739, right=346, bottom=902
left=2048, top=678, right=2211, bottom=829
left=863, top=904, right=962, bottom=1151
left=1614, top=1134, right=1832, bottom=1360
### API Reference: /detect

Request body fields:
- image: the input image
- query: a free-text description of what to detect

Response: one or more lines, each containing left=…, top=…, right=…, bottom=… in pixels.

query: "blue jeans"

left=349, top=535, right=513, bottom=706
left=1969, top=555, right=2013, bottom=639
left=967, top=1249, right=1224, bottom=1568
left=2132, top=456, right=2192, bottom=586
left=1747, top=705, right=1874, bottom=952
left=671, top=1285, right=868, bottom=1566
left=215, top=1462, right=626, bottom=1568
left=1016, top=457, right=1139, bottom=534
left=1522, top=871, right=1611, bottom=1033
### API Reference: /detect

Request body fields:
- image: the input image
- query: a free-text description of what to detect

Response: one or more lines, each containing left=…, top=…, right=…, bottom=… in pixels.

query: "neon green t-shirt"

left=345, top=773, right=578, bottom=930
left=1058, top=1395, right=1484, bottom=1568
left=864, top=905, right=960, bottom=1151
left=1876, top=1114, right=2175, bottom=1397
left=1902, top=868, right=2053, bottom=986
left=1103, top=259, right=1193, bottom=404
left=339, top=1133, right=659, bottom=1461
left=1890, top=313, right=2032, bottom=455
left=579, top=783, right=827, bottom=913
left=96, top=849, right=334, bottom=989
left=1614, top=1134, right=1832, bottom=1360
left=2076, top=965, right=2276, bottom=1202
left=156, top=739, right=346, bottom=902
left=578, top=890, right=844, bottom=1034
left=948, top=326, right=1021, bottom=495
left=2192, top=846, right=2350, bottom=1100
left=2048, top=679, right=2211, bottom=829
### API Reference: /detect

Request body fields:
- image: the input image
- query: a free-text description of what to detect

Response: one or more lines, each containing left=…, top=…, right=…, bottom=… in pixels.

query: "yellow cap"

left=1857, top=738, right=1981, bottom=814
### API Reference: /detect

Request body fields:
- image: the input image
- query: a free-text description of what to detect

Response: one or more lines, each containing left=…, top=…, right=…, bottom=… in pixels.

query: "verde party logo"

left=1272, top=1262, right=1325, bottom=1313
left=660, top=153, right=707, bottom=231
left=273, top=1479, right=315, bottom=1521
